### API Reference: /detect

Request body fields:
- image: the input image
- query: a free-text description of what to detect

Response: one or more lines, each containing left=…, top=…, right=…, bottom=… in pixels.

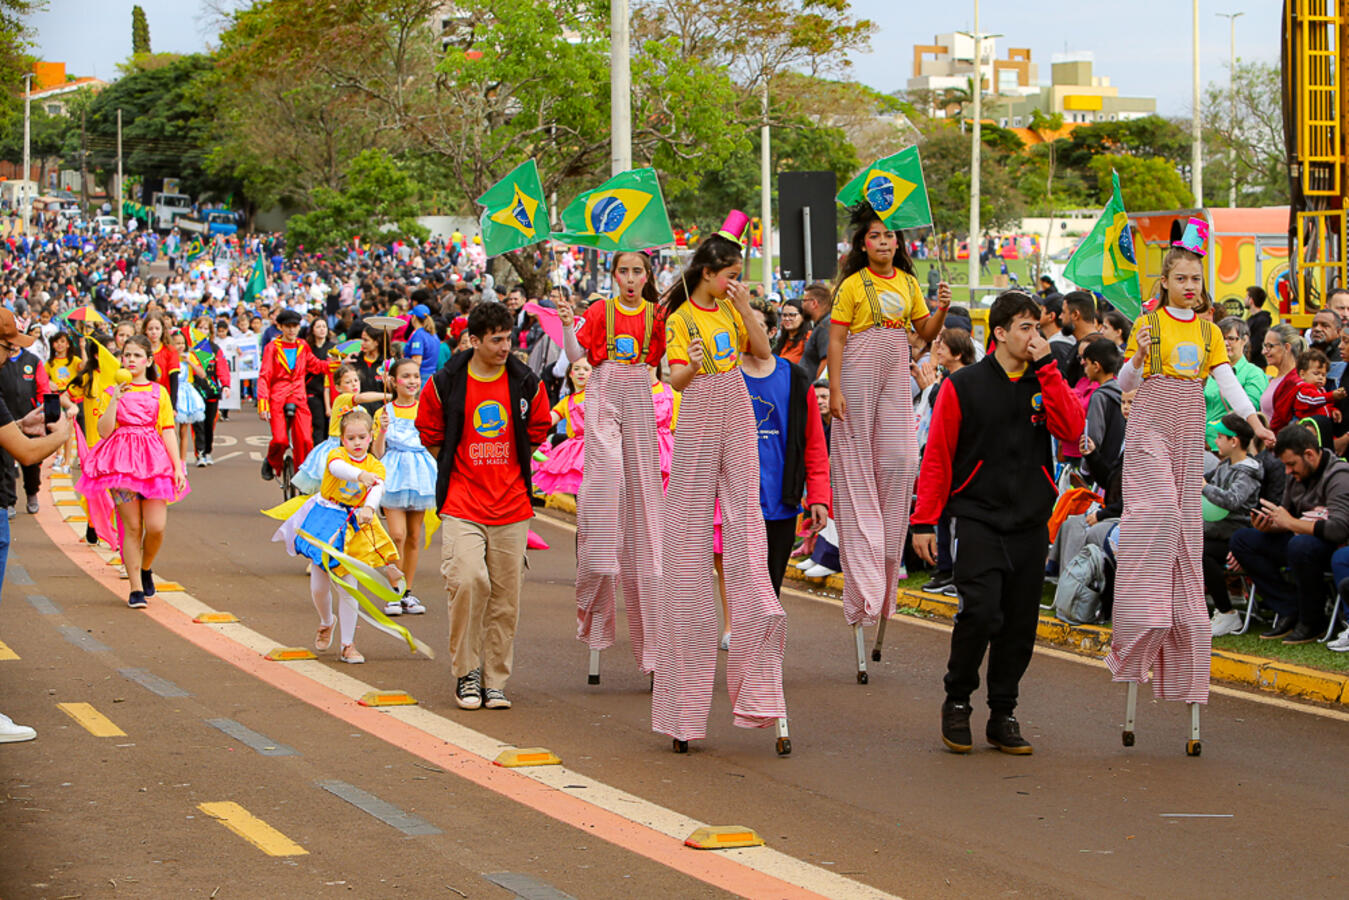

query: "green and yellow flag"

left=1063, top=169, right=1141, bottom=317
left=476, top=159, right=549, bottom=257
left=183, top=236, right=206, bottom=263
left=242, top=254, right=267, bottom=304
left=836, top=146, right=933, bottom=231
left=553, top=167, right=674, bottom=251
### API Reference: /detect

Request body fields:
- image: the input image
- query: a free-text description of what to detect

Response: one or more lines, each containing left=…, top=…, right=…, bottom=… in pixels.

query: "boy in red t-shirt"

left=416, top=302, right=551, bottom=711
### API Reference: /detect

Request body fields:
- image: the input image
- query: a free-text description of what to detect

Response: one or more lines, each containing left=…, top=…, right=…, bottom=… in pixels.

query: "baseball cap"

left=411, top=303, right=430, bottom=318
left=0, top=309, right=36, bottom=348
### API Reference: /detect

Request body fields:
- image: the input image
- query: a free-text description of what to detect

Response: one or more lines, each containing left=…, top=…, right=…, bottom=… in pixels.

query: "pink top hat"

left=717, top=210, right=751, bottom=246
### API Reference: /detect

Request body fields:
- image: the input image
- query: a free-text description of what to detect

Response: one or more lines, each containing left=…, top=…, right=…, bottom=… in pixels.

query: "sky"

left=28, top=0, right=1281, bottom=116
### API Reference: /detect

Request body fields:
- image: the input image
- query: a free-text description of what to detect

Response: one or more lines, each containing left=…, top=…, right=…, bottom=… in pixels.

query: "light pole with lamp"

left=1191, top=0, right=1203, bottom=206
left=21, top=72, right=33, bottom=234
left=1216, top=11, right=1244, bottom=208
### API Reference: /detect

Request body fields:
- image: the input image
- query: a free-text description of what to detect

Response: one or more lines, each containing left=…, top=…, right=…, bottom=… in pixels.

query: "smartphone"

left=42, top=393, right=61, bottom=424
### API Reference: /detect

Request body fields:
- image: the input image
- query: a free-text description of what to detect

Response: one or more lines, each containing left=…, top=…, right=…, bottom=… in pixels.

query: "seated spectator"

left=1261, top=323, right=1306, bottom=431
left=1307, top=308, right=1342, bottom=363
left=1079, top=336, right=1124, bottom=490
left=1292, top=349, right=1344, bottom=422
left=1206, top=316, right=1269, bottom=448
left=1202, top=415, right=1266, bottom=637
left=1230, top=423, right=1349, bottom=643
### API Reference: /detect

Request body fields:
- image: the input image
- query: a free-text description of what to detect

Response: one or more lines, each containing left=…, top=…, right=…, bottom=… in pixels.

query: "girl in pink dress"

left=77, top=335, right=189, bottom=609
left=532, top=359, right=591, bottom=496
left=651, top=376, right=678, bottom=489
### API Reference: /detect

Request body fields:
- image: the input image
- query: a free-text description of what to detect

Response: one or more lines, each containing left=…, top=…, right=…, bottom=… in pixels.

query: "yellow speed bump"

left=67, top=515, right=87, bottom=522
left=493, top=747, right=561, bottom=768
left=154, top=582, right=186, bottom=593
left=198, top=802, right=308, bottom=857
left=358, top=691, right=417, bottom=707
left=0, top=639, right=18, bottom=661
left=57, top=702, right=126, bottom=737
left=54, top=499, right=82, bottom=507
left=684, top=826, right=765, bottom=850
left=194, top=612, right=239, bottom=624
left=265, top=648, right=317, bottom=661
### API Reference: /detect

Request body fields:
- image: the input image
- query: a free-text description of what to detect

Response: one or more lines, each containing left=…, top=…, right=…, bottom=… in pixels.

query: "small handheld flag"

left=1063, top=169, right=1142, bottom=317
left=836, top=147, right=933, bottom=231
left=476, top=160, right=550, bottom=257
left=553, top=167, right=675, bottom=252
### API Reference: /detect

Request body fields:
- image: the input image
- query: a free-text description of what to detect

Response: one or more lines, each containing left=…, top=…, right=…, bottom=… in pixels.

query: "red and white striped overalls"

left=651, top=305, right=787, bottom=742
left=831, top=271, right=920, bottom=626
left=575, top=301, right=664, bottom=673
left=1107, top=315, right=1213, bottom=703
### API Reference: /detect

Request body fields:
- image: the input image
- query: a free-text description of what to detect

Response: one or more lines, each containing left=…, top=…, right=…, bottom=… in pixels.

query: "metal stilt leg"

left=588, top=649, right=600, bottom=685
left=854, top=625, right=868, bottom=684
left=775, top=717, right=791, bottom=756
left=871, top=615, right=887, bottom=662
left=1186, top=702, right=1202, bottom=757
left=1122, top=682, right=1138, bottom=747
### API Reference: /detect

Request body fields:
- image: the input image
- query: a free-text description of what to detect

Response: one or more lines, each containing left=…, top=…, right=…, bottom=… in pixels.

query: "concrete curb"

left=781, top=565, right=1349, bottom=708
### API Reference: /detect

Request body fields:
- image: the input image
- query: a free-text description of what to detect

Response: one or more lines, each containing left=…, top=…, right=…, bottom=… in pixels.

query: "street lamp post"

left=1217, top=11, right=1244, bottom=208
left=1191, top=0, right=1203, bottom=206
left=760, top=78, right=772, bottom=300
left=967, top=0, right=982, bottom=303
left=21, top=72, right=33, bottom=234
left=610, top=0, right=631, bottom=175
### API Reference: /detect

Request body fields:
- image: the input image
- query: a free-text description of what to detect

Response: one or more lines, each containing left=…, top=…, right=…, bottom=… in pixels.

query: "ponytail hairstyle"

left=1219, top=412, right=1257, bottom=454
left=610, top=251, right=660, bottom=306
left=836, top=202, right=916, bottom=290
left=124, top=334, right=159, bottom=382
left=1155, top=246, right=1211, bottom=314
left=660, top=234, right=744, bottom=317
left=73, top=336, right=103, bottom=392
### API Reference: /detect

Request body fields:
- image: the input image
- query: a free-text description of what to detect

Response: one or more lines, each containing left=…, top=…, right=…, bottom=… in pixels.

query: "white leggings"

left=311, top=567, right=358, bottom=646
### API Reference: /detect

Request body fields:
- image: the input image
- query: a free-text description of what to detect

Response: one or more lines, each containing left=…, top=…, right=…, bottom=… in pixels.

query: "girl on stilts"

left=558, top=251, right=666, bottom=683
left=649, top=211, right=790, bottom=755
left=1107, top=219, right=1275, bottom=753
left=77, top=336, right=189, bottom=608
left=827, top=203, right=950, bottom=681
left=275, top=406, right=403, bottom=664
left=373, top=358, right=437, bottom=617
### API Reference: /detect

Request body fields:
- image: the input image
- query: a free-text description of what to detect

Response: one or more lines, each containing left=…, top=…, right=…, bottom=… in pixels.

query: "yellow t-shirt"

left=1126, top=308, right=1228, bottom=380
left=320, top=446, right=386, bottom=507
left=831, top=268, right=930, bottom=334
left=665, top=300, right=748, bottom=375
left=46, top=357, right=77, bottom=393
left=327, top=393, right=358, bottom=437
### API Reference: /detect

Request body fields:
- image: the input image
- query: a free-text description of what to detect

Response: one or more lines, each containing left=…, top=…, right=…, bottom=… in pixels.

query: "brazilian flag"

left=1064, top=170, right=1142, bottom=317
left=553, top=167, right=675, bottom=252
left=476, top=159, right=549, bottom=257
left=836, top=146, right=933, bottom=231
left=183, top=236, right=207, bottom=263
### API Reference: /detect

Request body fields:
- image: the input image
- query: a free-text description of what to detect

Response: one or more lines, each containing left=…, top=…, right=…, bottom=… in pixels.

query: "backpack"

left=1054, top=543, right=1109, bottom=625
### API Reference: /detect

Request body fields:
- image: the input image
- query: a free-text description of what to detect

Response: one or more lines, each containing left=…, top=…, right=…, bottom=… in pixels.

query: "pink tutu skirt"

left=77, top=426, right=189, bottom=503
left=533, top=436, right=584, bottom=496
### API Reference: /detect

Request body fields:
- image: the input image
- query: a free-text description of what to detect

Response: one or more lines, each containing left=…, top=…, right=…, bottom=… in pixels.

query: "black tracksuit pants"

left=0, top=446, right=39, bottom=508
left=944, top=517, right=1048, bottom=714
left=764, top=516, right=798, bottom=597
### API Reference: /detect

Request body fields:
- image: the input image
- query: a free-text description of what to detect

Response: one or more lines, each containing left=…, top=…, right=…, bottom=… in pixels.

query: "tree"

left=0, top=1, right=47, bottom=133
left=1202, top=60, right=1287, bottom=207
left=286, top=148, right=429, bottom=252
left=131, top=4, right=151, bottom=55
left=919, top=122, right=1023, bottom=234
left=1088, top=155, right=1193, bottom=212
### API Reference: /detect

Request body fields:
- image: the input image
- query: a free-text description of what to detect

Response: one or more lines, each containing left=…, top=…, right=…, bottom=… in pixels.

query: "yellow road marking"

left=197, top=802, right=308, bottom=856
left=0, top=639, right=18, bottom=660
left=57, top=702, right=126, bottom=737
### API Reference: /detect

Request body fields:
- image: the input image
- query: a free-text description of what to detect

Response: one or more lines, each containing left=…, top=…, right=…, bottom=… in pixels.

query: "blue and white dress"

left=378, top=401, right=437, bottom=510
left=175, top=361, right=206, bottom=424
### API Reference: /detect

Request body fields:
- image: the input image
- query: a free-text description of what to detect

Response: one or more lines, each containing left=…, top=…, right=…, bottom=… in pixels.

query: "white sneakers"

left=1211, top=609, right=1243, bottom=638
left=802, top=564, right=838, bottom=578
left=0, top=712, right=36, bottom=743
left=1327, top=626, right=1349, bottom=653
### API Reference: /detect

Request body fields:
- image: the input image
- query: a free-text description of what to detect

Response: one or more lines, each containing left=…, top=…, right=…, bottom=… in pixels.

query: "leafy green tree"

left=1202, top=60, right=1287, bottom=206
left=0, top=1, right=47, bottom=134
left=286, top=148, right=429, bottom=252
left=919, top=122, right=1024, bottom=233
left=1089, top=154, right=1193, bottom=212
left=132, top=4, right=151, bottom=55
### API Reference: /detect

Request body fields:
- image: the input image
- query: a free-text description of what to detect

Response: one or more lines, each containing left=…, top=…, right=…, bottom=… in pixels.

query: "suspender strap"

left=1199, top=318, right=1214, bottom=374
left=1144, top=311, right=1164, bottom=376
left=604, top=299, right=655, bottom=363
left=859, top=270, right=884, bottom=330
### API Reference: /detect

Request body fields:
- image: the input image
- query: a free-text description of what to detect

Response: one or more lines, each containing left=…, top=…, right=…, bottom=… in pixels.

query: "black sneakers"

left=1259, top=616, right=1295, bottom=640
left=260, top=458, right=275, bottom=481
left=923, top=572, right=955, bottom=594
left=987, top=713, right=1033, bottom=755
left=141, top=569, right=155, bottom=597
left=484, top=687, right=511, bottom=710
left=941, top=699, right=973, bottom=753
left=1282, top=622, right=1323, bottom=645
left=127, top=591, right=147, bottom=610
left=455, top=668, right=483, bottom=710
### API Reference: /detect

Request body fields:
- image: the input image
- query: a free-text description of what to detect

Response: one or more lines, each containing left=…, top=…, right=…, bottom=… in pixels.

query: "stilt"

left=1122, top=682, right=1138, bottom=747
left=775, top=717, right=791, bottom=756
left=672, top=738, right=688, bottom=753
left=871, top=615, right=888, bottom=662
left=1185, top=702, right=1202, bottom=757
left=587, top=649, right=600, bottom=685
left=854, top=625, right=868, bottom=684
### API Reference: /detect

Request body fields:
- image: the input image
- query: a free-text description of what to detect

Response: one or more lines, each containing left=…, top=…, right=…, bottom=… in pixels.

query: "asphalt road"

left=3, top=416, right=1348, bottom=899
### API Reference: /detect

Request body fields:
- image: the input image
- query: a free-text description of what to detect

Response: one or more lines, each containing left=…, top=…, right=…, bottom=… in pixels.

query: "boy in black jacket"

left=913, top=291, right=1085, bottom=755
